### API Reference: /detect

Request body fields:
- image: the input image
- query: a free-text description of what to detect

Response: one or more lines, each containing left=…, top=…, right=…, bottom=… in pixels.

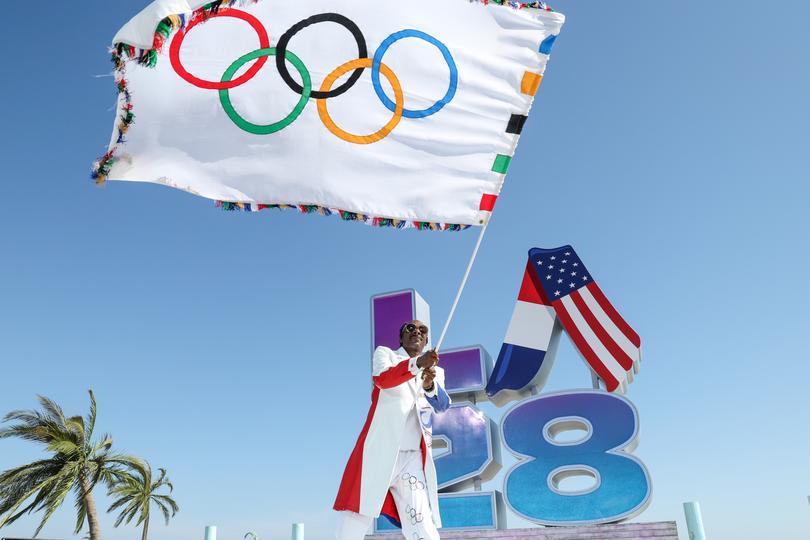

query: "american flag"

left=529, top=246, right=641, bottom=393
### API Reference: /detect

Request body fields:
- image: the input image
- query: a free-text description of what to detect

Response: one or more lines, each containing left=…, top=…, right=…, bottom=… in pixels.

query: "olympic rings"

left=219, top=48, right=311, bottom=135
left=170, top=10, right=270, bottom=90
left=168, top=10, right=458, bottom=143
left=373, top=30, right=458, bottom=119
left=275, top=13, right=368, bottom=100
left=317, top=58, right=403, bottom=145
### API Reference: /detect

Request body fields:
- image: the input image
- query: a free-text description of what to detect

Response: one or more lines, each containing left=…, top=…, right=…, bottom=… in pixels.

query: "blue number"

left=501, top=390, right=651, bottom=525
left=431, top=346, right=503, bottom=530
left=433, top=404, right=500, bottom=489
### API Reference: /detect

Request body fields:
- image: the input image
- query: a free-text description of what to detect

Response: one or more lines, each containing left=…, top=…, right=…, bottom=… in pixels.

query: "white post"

left=683, top=501, right=706, bottom=540
left=292, top=523, right=304, bottom=540
left=435, top=222, right=490, bottom=351
left=205, top=526, right=217, bottom=540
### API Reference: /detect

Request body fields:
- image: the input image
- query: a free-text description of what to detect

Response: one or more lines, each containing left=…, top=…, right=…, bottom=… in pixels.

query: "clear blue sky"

left=1, top=1, right=808, bottom=539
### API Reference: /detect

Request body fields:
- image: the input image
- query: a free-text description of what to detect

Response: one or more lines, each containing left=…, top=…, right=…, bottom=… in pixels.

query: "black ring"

left=275, top=13, right=368, bottom=99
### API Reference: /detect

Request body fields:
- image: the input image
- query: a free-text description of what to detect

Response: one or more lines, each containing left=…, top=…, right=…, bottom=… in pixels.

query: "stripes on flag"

left=486, top=260, right=561, bottom=406
left=487, top=246, right=642, bottom=401
left=528, top=246, right=641, bottom=393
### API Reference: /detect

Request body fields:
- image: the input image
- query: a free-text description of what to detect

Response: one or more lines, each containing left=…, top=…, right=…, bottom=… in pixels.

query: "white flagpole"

left=434, top=219, right=491, bottom=352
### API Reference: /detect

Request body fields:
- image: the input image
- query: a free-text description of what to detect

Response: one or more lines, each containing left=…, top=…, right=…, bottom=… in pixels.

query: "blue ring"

left=372, top=30, right=458, bottom=119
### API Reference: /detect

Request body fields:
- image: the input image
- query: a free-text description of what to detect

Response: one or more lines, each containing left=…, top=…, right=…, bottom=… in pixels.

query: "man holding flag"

left=93, top=4, right=565, bottom=534
left=333, top=321, right=451, bottom=540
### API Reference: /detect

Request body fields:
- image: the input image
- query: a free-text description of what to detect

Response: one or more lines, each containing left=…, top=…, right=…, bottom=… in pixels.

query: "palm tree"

left=107, top=463, right=179, bottom=540
left=0, top=390, right=142, bottom=540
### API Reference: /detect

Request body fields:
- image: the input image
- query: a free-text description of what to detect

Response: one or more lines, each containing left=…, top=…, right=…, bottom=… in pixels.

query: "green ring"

left=218, top=47, right=311, bottom=135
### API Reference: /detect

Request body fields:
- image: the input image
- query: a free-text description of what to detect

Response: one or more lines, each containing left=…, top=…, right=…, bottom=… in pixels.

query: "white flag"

left=96, top=0, right=564, bottom=230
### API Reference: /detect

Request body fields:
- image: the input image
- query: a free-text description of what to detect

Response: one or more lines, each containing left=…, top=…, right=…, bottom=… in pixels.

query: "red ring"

left=169, top=10, right=271, bottom=90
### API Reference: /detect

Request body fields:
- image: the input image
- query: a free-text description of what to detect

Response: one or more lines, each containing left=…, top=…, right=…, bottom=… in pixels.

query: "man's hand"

left=422, top=366, right=436, bottom=390
left=416, top=350, right=439, bottom=370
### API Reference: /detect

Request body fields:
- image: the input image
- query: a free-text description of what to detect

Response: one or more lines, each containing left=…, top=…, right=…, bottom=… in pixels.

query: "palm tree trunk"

left=141, top=515, right=150, bottom=540
left=80, top=476, right=103, bottom=540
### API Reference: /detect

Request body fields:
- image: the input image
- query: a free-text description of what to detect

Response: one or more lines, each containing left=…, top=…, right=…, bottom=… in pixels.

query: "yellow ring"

left=317, top=58, right=404, bottom=145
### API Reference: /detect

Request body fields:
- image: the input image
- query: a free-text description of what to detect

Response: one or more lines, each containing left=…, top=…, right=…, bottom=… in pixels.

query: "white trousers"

left=335, top=450, right=440, bottom=540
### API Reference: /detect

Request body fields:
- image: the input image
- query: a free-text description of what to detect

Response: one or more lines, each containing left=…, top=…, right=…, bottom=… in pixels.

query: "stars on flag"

left=533, top=247, right=592, bottom=301
left=525, top=245, right=641, bottom=395
left=532, top=248, right=593, bottom=302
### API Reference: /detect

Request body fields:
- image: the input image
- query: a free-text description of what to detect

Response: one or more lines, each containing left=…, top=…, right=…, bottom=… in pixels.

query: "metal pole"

left=683, top=501, right=706, bottom=540
left=435, top=221, right=490, bottom=352
left=205, top=526, right=217, bottom=540
left=292, top=523, right=304, bottom=540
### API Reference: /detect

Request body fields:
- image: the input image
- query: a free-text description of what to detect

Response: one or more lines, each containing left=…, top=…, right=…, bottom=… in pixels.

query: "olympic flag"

left=95, top=0, right=564, bottom=229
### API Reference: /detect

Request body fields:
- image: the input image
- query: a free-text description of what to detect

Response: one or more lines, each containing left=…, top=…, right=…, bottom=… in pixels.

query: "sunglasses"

left=403, top=323, right=429, bottom=336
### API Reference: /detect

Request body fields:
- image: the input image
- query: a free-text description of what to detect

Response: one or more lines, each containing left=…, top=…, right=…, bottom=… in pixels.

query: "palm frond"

left=0, top=459, right=62, bottom=486
left=0, top=470, right=63, bottom=528
left=36, top=396, right=67, bottom=426
left=112, top=498, right=140, bottom=527
left=153, top=498, right=172, bottom=525
left=0, top=411, right=69, bottom=445
left=106, top=454, right=145, bottom=470
left=85, top=390, right=97, bottom=440
left=73, top=496, right=87, bottom=535
left=92, top=434, right=114, bottom=453
left=107, top=494, right=135, bottom=514
left=65, top=416, right=86, bottom=442
left=33, top=469, right=76, bottom=536
left=152, top=495, right=179, bottom=515
left=47, top=439, right=80, bottom=455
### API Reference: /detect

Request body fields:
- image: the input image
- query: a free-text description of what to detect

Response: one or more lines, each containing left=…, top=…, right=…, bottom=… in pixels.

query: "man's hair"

left=398, top=322, right=409, bottom=343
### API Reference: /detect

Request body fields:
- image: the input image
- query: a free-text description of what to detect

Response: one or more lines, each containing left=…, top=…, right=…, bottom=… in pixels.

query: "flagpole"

left=435, top=219, right=490, bottom=352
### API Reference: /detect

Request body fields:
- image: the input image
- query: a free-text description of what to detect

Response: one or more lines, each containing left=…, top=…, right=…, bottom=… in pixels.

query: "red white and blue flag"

left=532, top=246, right=640, bottom=392
left=488, top=246, right=641, bottom=397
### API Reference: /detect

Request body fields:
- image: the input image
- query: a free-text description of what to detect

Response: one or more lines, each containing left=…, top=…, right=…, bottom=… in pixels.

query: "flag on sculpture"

left=486, top=257, right=562, bottom=406
left=94, top=0, right=564, bottom=230
left=490, top=247, right=641, bottom=395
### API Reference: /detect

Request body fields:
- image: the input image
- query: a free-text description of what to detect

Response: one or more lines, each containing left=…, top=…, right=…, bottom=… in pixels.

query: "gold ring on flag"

left=317, top=58, right=404, bottom=145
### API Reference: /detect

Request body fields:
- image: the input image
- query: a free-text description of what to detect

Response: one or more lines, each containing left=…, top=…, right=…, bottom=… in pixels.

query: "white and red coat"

left=334, top=346, right=451, bottom=528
